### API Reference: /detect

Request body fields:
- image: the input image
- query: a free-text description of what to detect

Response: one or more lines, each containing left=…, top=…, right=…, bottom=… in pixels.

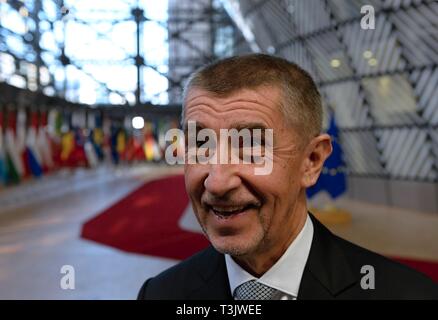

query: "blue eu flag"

left=306, top=113, right=347, bottom=199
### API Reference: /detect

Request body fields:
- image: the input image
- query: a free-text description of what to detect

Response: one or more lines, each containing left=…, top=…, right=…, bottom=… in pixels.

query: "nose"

left=204, top=164, right=241, bottom=198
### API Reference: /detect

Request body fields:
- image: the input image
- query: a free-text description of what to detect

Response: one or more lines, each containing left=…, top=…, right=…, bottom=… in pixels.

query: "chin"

left=208, top=233, right=262, bottom=257
left=212, top=244, right=249, bottom=257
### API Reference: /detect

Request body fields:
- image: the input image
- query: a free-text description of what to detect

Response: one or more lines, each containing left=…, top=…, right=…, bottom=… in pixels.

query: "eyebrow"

left=231, top=122, right=269, bottom=131
left=183, top=121, right=269, bottom=132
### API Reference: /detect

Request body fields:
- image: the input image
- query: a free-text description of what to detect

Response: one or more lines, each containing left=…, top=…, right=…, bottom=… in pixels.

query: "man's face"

left=183, top=86, right=310, bottom=258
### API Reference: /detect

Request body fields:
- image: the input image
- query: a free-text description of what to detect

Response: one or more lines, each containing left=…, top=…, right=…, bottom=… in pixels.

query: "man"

left=138, top=54, right=438, bottom=300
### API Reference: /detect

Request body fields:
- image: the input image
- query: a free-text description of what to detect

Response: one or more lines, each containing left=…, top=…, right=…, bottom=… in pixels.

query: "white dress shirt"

left=225, top=214, right=314, bottom=300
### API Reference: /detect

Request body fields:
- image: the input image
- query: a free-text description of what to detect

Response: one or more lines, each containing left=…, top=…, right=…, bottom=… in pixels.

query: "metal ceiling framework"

left=0, top=0, right=243, bottom=107
left=0, top=0, right=55, bottom=94
left=228, top=0, right=438, bottom=183
left=0, top=0, right=143, bottom=104
left=167, top=0, right=247, bottom=103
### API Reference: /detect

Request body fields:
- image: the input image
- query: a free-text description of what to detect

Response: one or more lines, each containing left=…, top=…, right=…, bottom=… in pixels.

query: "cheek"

left=240, top=164, right=301, bottom=215
left=184, top=164, right=206, bottom=198
left=273, top=155, right=303, bottom=185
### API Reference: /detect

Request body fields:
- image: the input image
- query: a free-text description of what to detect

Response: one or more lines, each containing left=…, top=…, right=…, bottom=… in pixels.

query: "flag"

left=143, top=122, right=161, bottom=162
left=17, top=109, right=33, bottom=178
left=109, top=125, right=123, bottom=165
left=82, top=111, right=98, bottom=167
left=59, top=111, right=86, bottom=167
left=90, top=114, right=104, bottom=161
left=5, top=111, right=24, bottom=182
left=71, top=126, right=88, bottom=168
left=47, top=109, right=62, bottom=167
left=5, top=152, right=20, bottom=184
left=25, top=111, right=43, bottom=177
left=0, top=110, right=6, bottom=185
left=116, top=129, right=126, bottom=161
left=60, top=131, right=75, bottom=163
left=25, top=147, right=43, bottom=177
left=84, top=131, right=99, bottom=168
left=92, top=128, right=104, bottom=160
left=126, top=134, right=145, bottom=161
left=102, top=116, right=112, bottom=163
left=306, top=113, right=347, bottom=199
left=36, top=111, right=54, bottom=172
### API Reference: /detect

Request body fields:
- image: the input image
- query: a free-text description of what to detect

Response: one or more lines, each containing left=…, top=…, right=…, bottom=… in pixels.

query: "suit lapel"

left=187, top=246, right=233, bottom=300
left=298, top=214, right=358, bottom=299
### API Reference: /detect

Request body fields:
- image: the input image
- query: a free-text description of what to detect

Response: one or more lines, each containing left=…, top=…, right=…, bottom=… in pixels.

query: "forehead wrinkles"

left=184, top=94, right=282, bottom=125
left=186, top=88, right=279, bottom=108
left=185, top=103, right=276, bottom=122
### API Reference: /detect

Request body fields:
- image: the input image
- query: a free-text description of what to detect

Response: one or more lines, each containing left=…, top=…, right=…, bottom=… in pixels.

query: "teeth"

left=211, top=206, right=246, bottom=213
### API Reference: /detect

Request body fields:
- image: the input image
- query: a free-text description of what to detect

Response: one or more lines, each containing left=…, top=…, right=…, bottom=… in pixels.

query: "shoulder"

left=137, top=247, right=221, bottom=300
left=333, top=233, right=438, bottom=299
left=307, top=215, right=438, bottom=299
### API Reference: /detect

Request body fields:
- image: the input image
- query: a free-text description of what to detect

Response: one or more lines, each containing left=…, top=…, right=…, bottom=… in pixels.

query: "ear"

left=300, top=133, right=333, bottom=188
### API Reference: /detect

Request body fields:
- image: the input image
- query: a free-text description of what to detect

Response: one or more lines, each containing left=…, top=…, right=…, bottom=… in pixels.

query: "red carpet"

left=81, top=174, right=438, bottom=282
left=392, top=257, right=438, bottom=283
left=81, top=174, right=209, bottom=260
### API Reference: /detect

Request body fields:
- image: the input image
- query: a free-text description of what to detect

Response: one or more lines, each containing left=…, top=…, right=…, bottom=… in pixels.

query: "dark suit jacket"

left=138, top=214, right=438, bottom=300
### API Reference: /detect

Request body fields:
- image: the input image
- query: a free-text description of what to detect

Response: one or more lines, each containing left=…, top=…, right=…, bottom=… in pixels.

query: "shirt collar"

left=225, top=214, right=314, bottom=298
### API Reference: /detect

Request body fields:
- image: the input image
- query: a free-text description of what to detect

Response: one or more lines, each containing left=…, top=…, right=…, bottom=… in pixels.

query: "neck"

left=233, top=194, right=308, bottom=277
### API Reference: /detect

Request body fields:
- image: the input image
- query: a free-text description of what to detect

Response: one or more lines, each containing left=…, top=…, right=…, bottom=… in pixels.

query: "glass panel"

left=362, top=74, right=423, bottom=125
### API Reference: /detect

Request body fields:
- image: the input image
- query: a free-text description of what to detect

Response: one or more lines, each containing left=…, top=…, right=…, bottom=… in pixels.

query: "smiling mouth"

left=208, top=204, right=258, bottom=219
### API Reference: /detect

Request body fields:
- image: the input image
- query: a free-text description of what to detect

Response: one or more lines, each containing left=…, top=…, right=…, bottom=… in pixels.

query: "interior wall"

left=346, top=176, right=438, bottom=214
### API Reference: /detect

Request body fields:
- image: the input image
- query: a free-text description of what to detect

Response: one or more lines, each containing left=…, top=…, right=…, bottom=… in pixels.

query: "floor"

left=0, top=165, right=180, bottom=299
left=0, top=165, right=437, bottom=299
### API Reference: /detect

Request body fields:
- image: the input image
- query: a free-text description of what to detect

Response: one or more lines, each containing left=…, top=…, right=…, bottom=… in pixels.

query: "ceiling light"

left=132, top=116, right=144, bottom=130
left=368, top=58, right=378, bottom=66
left=330, top=59, right=341, bottom=68
left=363, top=50, right=373, bottom=59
